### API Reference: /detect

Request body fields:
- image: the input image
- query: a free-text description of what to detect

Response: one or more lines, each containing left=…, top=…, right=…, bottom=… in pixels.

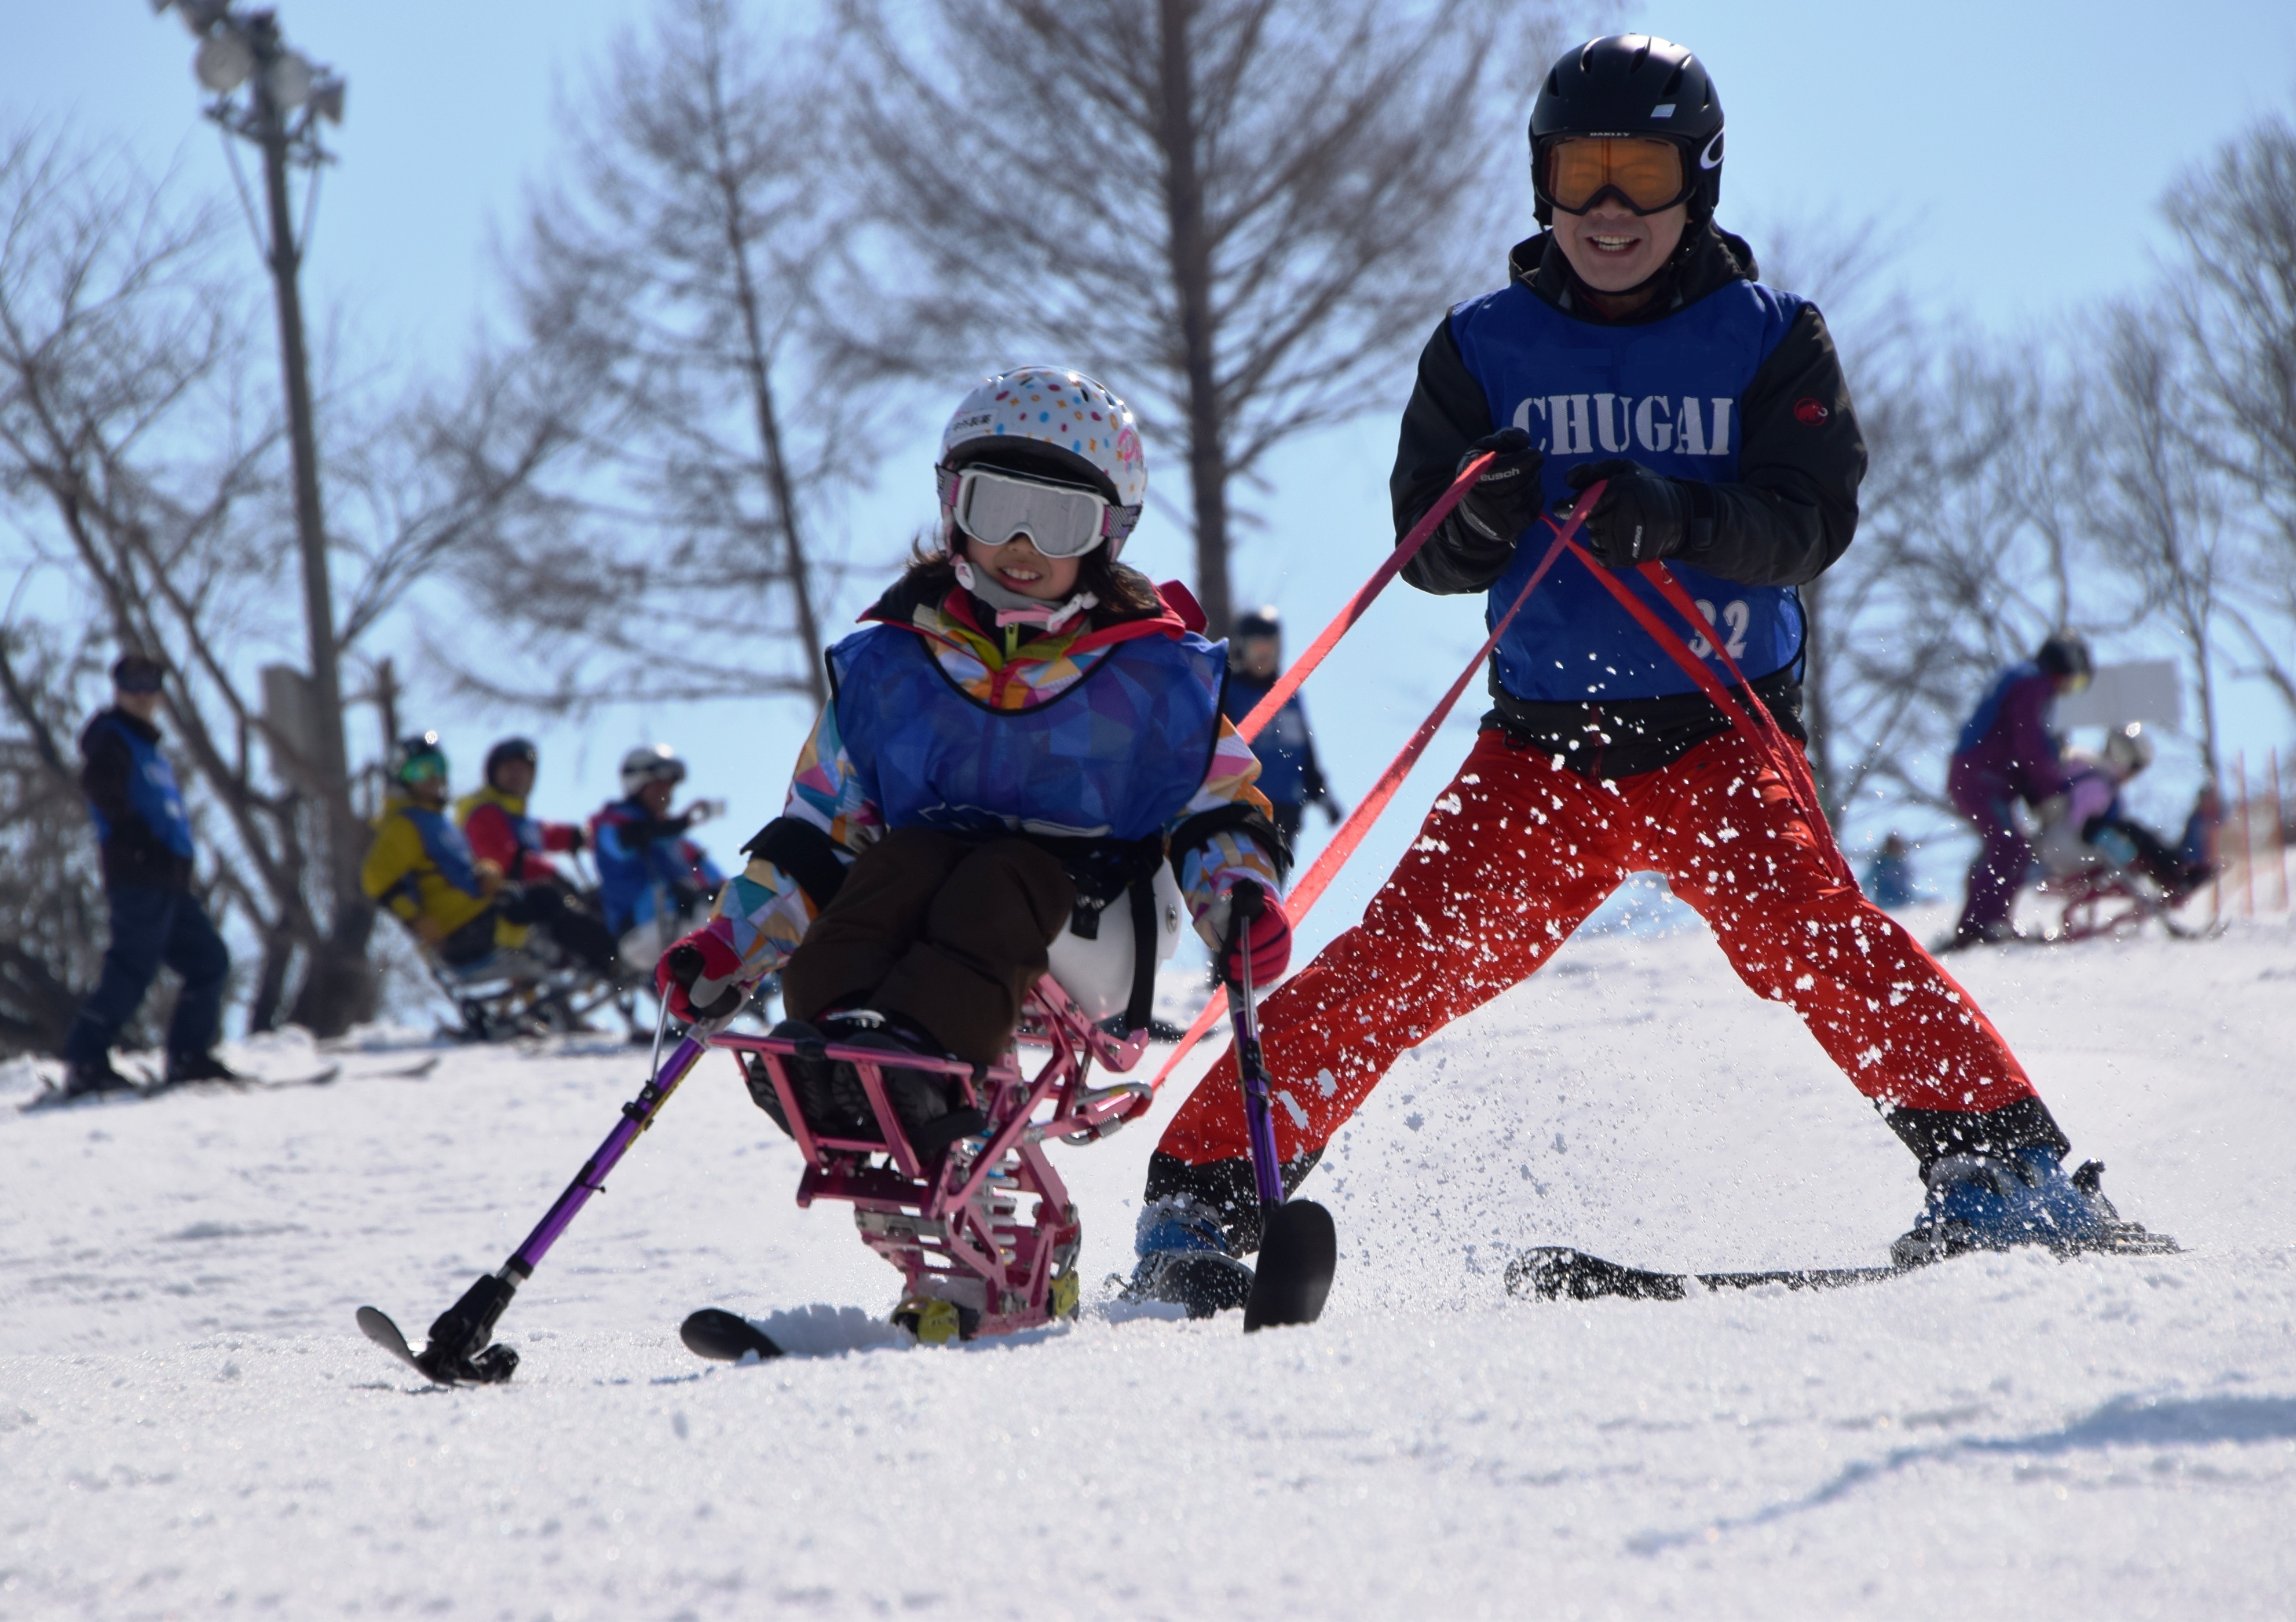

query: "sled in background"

left=416, top=939, right=638, bottom=1042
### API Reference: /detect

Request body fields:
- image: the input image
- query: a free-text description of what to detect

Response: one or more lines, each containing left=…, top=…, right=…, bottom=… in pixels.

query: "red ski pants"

left=1156, top=725, right=2039, bottom=1168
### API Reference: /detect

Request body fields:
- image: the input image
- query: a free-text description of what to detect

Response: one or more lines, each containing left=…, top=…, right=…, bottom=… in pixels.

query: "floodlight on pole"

left=193, top=30, right=254, bottom=93
left=265, top=50, right=316, bottom=109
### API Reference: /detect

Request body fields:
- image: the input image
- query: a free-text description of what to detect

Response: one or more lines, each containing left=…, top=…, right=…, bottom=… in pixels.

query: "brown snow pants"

left=780, top=828, right=1075, bottom=1064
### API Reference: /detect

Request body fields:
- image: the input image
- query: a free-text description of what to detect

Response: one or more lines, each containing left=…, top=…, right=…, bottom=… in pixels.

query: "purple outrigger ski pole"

left=1223, top=884, right=1287, bottom=1222
left=363, top=1016, right=713, bottom=1383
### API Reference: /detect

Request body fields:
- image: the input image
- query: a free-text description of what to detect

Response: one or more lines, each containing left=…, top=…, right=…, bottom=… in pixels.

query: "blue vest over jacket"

left=1449, top=278, right=1809, bottom=701
left=829, top=624, right=1225, bottom=841
left=86, top=715, right=195, bottom=859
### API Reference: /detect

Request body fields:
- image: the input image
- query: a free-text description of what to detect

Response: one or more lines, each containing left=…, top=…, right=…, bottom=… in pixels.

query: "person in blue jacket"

left=1223, top=607, right=1341, bottom=845
left=60, top=653, right=234, bottom=1097
left=591, top=745, right=726, bottom=968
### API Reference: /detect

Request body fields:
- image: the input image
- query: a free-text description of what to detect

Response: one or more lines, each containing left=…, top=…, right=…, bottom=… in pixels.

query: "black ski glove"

left=1563, top=459, right=1695, bottom=570
left=1452, top=427, right=1545, bottom=548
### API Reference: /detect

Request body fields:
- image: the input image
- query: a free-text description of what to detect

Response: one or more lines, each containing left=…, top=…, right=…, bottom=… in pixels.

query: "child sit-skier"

left=657, top=367, right=1292, bottom=1165
left=591, top=745, right=725, bottom=970
left=2035, top=723, right=2209, bottom=899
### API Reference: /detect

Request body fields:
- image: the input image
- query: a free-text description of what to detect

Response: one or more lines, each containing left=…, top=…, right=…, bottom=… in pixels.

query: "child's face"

left=964, top=532, right=1081, bottom=601
left=1238, top=635, right=1280, bottom=678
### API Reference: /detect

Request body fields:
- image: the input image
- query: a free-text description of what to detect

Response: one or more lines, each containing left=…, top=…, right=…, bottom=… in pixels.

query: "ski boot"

left=163, top=1049, right=242, bottom=1087
left=819, top=1010, right=987, bottom=1158
left=747, top=1012, right=985, bottom=1156
left=1119, top=1194, right=1255, bottom=1319
left=60, top=1056, right=140, bottom=1101
left=1891, top=1148, right=2176, bottom=1267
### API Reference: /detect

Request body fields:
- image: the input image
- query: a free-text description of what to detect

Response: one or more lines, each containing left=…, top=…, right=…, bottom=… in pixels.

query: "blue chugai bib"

left=1449, top=277, right=1811, bottom=701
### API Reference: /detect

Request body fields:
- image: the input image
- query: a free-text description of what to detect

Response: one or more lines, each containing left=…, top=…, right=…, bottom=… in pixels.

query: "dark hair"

left=901, top=532, right=1164, bottom=623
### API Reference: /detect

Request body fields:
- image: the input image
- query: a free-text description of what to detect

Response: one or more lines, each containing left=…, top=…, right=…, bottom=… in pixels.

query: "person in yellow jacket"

left=363, top=732, right=621, bottom=978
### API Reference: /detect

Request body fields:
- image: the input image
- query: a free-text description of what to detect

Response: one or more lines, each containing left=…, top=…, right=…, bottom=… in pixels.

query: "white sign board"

left=2052, top=659, right=2182, bottom=728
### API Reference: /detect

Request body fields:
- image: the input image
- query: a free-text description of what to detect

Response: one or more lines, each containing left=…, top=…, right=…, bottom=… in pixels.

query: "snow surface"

left=3, top=906, right=2293, bottom=1619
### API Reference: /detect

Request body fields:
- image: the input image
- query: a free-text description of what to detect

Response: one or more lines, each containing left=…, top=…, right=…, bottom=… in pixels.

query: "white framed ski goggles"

left=937, top=464, right=1142, bottom=559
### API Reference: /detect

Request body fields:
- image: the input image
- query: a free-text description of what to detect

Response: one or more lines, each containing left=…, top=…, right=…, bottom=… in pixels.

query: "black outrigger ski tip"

left=679, top=1308, right=785, bottom=1363
left=1244, top=1199, right=1337, bottom=1331
left=356, top=1302, right=520, bottom=1385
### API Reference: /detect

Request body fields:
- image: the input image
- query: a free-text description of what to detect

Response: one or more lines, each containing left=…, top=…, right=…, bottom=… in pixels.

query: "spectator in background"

left=458, top=737, right=587, bottom=888
left=1943, top=632, right=2092, bottom=949
left=1863, top=832, right=1916, bottom=909
left=2180, top=783, right=2224, bottom=878
left=365, top=733, right=620, bottom=981
left=593, top=744, right=725, bottom=969
left=1222, top=607, right=1340, bottom=847
left=60, top=653, right=235, bottom=1097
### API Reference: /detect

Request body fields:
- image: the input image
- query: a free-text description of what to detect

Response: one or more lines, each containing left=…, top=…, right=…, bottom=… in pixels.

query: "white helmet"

left=2103, top=722, right=2154, bottom=778
left=937, top=366, right=1147, bottom=558
left=620, top=742, right=687, bottom=796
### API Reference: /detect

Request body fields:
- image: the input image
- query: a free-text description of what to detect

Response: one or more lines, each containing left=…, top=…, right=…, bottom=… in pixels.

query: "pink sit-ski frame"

left=705, top=978, right=1154, bottom=1341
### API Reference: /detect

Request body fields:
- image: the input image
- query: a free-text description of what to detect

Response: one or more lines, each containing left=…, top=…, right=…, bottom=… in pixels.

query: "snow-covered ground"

left=3, top=904, right=2293, bottom=1620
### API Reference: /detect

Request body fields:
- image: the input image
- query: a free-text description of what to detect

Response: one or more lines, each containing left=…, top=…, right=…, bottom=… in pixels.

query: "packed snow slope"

left=2, top=905, right=2293, bottom=1620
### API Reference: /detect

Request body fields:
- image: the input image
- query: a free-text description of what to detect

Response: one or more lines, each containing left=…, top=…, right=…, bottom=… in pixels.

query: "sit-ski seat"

left=710, top=972, right=1160, bottom=1343
left=418, top=937, right=631, bottom=1042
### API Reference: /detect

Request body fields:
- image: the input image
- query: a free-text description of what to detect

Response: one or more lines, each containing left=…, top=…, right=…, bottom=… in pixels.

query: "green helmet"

left=390, top=731, right=448, bottom=788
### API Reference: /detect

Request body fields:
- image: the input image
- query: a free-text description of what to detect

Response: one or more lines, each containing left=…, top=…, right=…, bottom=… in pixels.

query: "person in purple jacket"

left=1944, top=633, right=2093, bottom=948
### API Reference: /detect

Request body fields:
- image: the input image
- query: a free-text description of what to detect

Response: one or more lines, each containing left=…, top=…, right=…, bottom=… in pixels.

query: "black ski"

left=679, top=1308, right=785, bottom=1363
left=19, top=1063, right=342, bottom=1112
left=1506, top=1246, right=1915, bottom=1302
left=1244, top=1199, right=1338, bottom=1331
left=1508, top=1225, right=2184, bottom=1303
left=356, top=1306, right=434, bottom=1375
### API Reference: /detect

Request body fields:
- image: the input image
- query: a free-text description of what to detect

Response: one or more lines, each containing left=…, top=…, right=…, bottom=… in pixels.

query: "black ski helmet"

left=485, top=735, right=538, bottom=788
left=1529, top=35, right=1724, bottom=227
left=2035, top=632, right=2094, bottom=687
left=1234, top=606, right=1281, bottom=641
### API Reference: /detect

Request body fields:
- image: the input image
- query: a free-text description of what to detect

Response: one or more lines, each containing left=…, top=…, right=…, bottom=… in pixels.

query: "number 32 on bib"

left=1686, top=598, right=1750, bottom=661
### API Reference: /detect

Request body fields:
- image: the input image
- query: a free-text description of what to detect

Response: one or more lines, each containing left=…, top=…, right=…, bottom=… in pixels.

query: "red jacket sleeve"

left=540, top=821, right=583, bottom=854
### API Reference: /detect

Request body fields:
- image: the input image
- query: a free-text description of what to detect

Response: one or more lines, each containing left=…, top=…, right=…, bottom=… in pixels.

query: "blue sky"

left=6, top=1, right=2295, bottom=946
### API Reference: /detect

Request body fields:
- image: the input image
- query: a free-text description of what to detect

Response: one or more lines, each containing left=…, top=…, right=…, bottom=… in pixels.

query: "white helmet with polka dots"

left=936, top=366, right=1147, bottom=561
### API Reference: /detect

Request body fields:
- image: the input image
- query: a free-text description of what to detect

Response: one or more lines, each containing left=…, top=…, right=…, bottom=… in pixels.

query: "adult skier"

left=654, top=367, right=1288, bottom=1259
left=1944, top=634, right=2092, bottom=947
left=1223, top=607, right=1340, bottom=845
left=1128, top=35, right=2153, bottom=1306
left=60, top=653, right=235, bottom=1096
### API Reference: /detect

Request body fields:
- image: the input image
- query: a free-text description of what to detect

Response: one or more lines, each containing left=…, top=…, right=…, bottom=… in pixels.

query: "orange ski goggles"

left=1544, top=137, right=1694, bottom=215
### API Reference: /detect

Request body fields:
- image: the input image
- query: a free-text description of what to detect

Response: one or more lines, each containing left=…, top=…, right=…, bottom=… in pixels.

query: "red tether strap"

left=1128, top=487, right=1603, bottom=1113
left=1234, top=452, right=1497, bottom=745
left=1562, top=542, right=1856, bottom=889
